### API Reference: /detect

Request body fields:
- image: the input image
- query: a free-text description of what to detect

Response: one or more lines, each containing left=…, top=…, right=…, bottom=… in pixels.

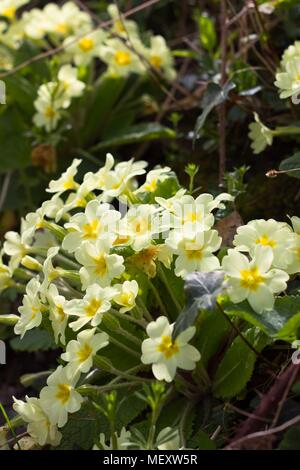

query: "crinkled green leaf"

left=223, top=296, right=300, bottom=341
left=10, top=328, right=57, bottom=352
left=173, top=272, right=225, bottom=338
left=91, top=122, right=176, bottom=152
left=279, top=152, right=300, bottom=179
left=212, top=327, right=269, bottom=399
left=0, top=108, right=31, bottom=172
left=194, top=82, right=235, bottom=141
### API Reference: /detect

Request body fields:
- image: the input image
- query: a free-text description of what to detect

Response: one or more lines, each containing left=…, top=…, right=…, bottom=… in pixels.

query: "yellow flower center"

left=55, top=23, right=70, bottom=35
left=115, top=19, right=125, bottom=33
left=133, top=219, right=149, bottom=235
left=63, top=177, right=75, bottom=190
left=158, top=335, right=179, bottom=359
left=119, top=291, right=134, bottom=306
left=150, top=55, right=162, bottom=69
left=113, top=235, right=130, bottom=246
left=31, top=306, right=40, bottom=320
left=114, top=50, right=131, bottom=66
left=93, top=255, right=107, bottom=276
left=186, top=211, right=200, bottom=223
left=84, top=298, right=103, bottom=317
left=77, top=342, right=93, bottom=363
left=255, top=235, right=276, bottom=248
left=44, top=106, right=56, bottom=119
left=56, top=304, right=65, bottom=321
left=82, top=219, right=100, bottom=239
left=56, top=383, right=71, bottom=404
left=185, top=247, right=203, bottom=260
left=2, top=7, right=16, bottom=19
left=144, top=178, right=158, bottom=192
left=78, top=37, right=94, bottom=52
left=240, top=266, right=264, bottom=291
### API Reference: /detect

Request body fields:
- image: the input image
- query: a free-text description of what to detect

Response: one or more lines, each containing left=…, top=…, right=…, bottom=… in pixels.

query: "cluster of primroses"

left=0, top=1, right=176, bottom=132
left=249, top=39, right=300, bottom=154
left=1, top=155, right=300, bottom=448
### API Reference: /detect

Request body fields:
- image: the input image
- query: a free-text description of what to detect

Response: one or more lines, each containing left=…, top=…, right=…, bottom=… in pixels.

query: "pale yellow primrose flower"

left=0, top=0, right=29, bottom=20
left=113, top=280, right=139, bottom=313
left=65, top=284, right=115, bottom=331
left=137, top=166, right=171, bottom=193
left=146, top=35, right=176, bottom=81
left=47, top=284, right=68, bottom=346
left=33, top=82, right=66, bottom=132
left=248, top=113, right=273, bottom=154
left=286, top=216, right=300, bottom=274
left=61, top=328, right=109, bottom=374
left=166, top=229, right=221, bottom=278
left=39, top=365, right=83, bottom=428
left=222, top=246, right=289, bottom=313
left=119, top=204, right=161, bottom=252
left=107, top=4, right=138, bottom=38
left=275, top=57, right=300, bottom=99
left=43, top=1, right=92, bottom=38
left=15, top=278, right=44, bottom=338
left=141, top=316, right=200, bottom=382
left=99, top=37, right=145, bottom=77
left=22, top=8, right=48, bottom=40
left=47, top=158, right=81, bottom=195
left=281, top=40, right=300, bottom=68
left=63, top=200, right=121, bottom=253
left=13, top=396, right=62, bottom=447
left=233, top=219, right=295, bottom=269
left=57, top=64, right=86, bottom=105
left=75, top=236, right=125, bottom=290
left=63, top=30, right=107, bottom=66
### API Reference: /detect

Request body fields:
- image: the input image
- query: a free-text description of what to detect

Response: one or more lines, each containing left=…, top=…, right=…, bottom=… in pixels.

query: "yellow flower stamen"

left=56, top=383, right=71, bottom=404
left=84, top=298, right=102, bottom=317
left=150, top=55, right=162, bottom=69
left=93, top=255, right=107, bottom=276
left=82, top=220, right=100, bottom=239
left=114, top=50, right=131, bottom=66
left=78, top=37, right=94, bottom=52
left=240, top=266, right=264, bottom=291
left=158, top=335, right=179, bottom=359
left=44, top=106, right=56, bottom=119
left=255, top=235, right=276, bottom=248
left=77, top=343, right=93, bottom=363
left=2, top=7, right=16, bottom=20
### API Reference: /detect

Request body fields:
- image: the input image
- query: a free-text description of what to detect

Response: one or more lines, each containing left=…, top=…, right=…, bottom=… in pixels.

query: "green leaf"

left=189, top=429, right=216, bottom=450
left=212, top=327, right=269, bottom=399
left=0, top=107, right=31, bottom=172
left=195, top=309, right=231, bottom=368
left=10, top=328, right=57, bottom=352
left=279, top=152, right=300, bottom=179
left=91, top=123, right=176, bottom=152
left=57, top=401, right=104, bottom=450
left=80, top=75, right=126, bottom=145
left=194, top=82, right=235, bottom=141
left=278, top=425, right=300, bottom=450
left=173, top=272, right=225, bottom=338
left=197, top=15, right=216, bottom=51
left=223, top=296, right=300, bottom=341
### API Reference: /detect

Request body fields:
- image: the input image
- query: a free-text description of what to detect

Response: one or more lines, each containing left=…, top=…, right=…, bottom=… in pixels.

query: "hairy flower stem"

left=109, top=307, right=147, bottom=328
left=117, top=327, right=142, bottom=347
left=136, top=298, right=153, bottom=322
left=147, top=279, right=168, bottom=317
left=157, top=264, right=182, bottom=314
left=106, top=334, right=141, bottom=359
left=78, top=381, right=142, bottom=395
